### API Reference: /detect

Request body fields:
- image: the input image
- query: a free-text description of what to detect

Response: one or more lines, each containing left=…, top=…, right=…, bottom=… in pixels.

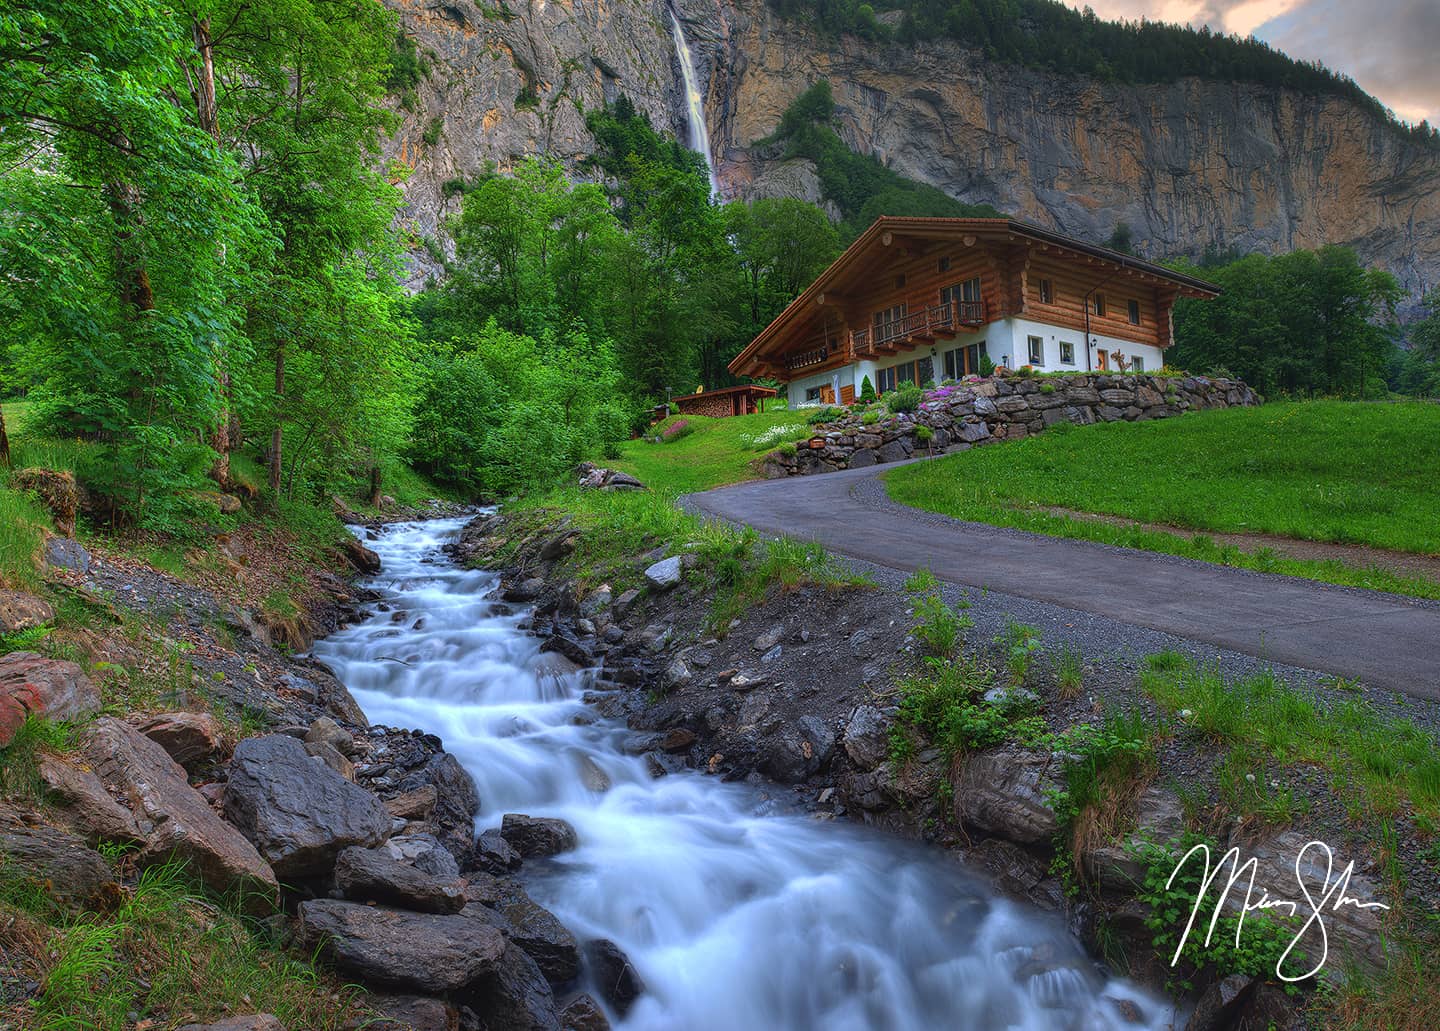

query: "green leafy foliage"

left=1171, top=247, right=1402, bottom=398
left=903, top=566, right=970, bottom=657
left=887, top=383, right=923, bottom=413
left=997, top=618, right=1042, bottom=685
left=859, top=375, right=876, bottom=403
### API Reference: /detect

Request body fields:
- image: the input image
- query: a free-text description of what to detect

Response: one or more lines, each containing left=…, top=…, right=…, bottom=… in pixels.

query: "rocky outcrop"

left=0, top=651, right=100, bottom=746
left=136, top=711, right=231, bottom=771
left=385, top=0, right=1440, bottom=297
left=0, top=824, right=122, bottom=910
left=223, top=734, right=391, bottom=880
left=0, top=590, right=55, bottom=633
left=500, top=813, right=579, bottom=858
left=297, top=899, right=507, bottom=994
left=80, top=717, right=279, bottom=907
left=760, top=373, right=1259, bottom=477
left=334, top=845, right=465, bottom=914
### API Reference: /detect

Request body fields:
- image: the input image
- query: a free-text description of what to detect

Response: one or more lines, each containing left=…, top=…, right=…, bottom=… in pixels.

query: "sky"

left=1069, top=1, right=1440, bottom=125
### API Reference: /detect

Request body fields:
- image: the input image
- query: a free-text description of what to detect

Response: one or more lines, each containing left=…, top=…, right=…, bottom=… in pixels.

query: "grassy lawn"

left=612, top=408, right=810, bottom=494
left=884, top=401, right=1440, bottom=597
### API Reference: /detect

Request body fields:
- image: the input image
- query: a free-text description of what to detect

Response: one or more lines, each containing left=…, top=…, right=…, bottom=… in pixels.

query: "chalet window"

left=878, top=366, right=896, bottom=393
left=1060, top=341, right=1075, bottom=365
left=918, top=357, right=934, bottom=385
left=895, top=360, right=917, bottom=386
left=895, top=274, right=907, bottom=289
left=1133, top=356, right=1145, bottom=372
left=944, top=342, right=986, bottom=379
left=1039, top=278, right=1053, bottom=304
left=938, top=256, right=951, bottom=273
left=1128, top=299, right=1141, bottom=325
left=1092, top=293, right=1107, bottom=317
left=941, top=277, right=982, bottom=317
left=873, top=304, right=906, bottom=343
left=805, top=386, right=822, bottom=403
left=1027, top=335, right=1044, bottom=366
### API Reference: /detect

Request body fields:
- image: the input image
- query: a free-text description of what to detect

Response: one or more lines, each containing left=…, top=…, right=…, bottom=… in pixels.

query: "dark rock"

left=542, top=634, right=592, bottom=667
left=298, top=899, right=506, bottom=993
left=177, top=1017, right=285, bottom=1031
left=0, top=825, right=121, bottom=910
left=504, top=578, right=546, bottom=602
left=494, top=883, right=580, bottom=984
left=582, top=938, right=645, bottom=1017
left=558, top=993, right=610, bottom=1031
left=305, top=739, right=355, bottom=781
left=842, top=705, right=889, bottom=771
left=0, top=651, right=101, bottom=747
left=956, top=746, right=1060, bottom=843
left=464, top=941, right=561, bottom=1031
left=383, top=832, right=462, bottom=880
left=81, top=717, right=277, bottom=906
left=500, top=814, right=578, bottom=858
left=660, top=728, right=696, bottom=753
left=472, top=828, right=524, bottom=873
left=135, top=711, right=230, bottom=771
left=334, top=845, right=465, bottom=914
left=44, top=536, right=91, bottom=573
left=367, top=995, right=459, bottom=1031
left=757, top=716, right=835, bottom=784
left=396, top=752, right=481, bottom=854
left=1184, top=974, right=1255, bottom=1031
left=305, top=716, right=356, bottom=756
left=342, top=538, right=382, bottom=574
left=384, top=784, right=438, bottom=822
left=876, top=440, right=907, bottom=463
left=224, top=734, right=390, bottom=879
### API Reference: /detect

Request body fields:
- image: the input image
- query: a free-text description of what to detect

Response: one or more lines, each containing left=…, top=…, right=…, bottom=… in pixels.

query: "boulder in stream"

left=500, top=814, right=578, bottom=858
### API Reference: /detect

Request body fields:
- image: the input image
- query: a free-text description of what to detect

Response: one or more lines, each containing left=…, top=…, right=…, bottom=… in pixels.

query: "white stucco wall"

left=782, top=318, right=1168, bottom=407
left=986, top=317, right=1166, bottom=375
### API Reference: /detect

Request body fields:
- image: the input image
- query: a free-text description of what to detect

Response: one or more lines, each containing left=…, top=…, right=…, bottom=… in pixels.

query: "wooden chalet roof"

left=728, top=217, right=1221, bottom=378
left=672, top=384, right=778, bottom=403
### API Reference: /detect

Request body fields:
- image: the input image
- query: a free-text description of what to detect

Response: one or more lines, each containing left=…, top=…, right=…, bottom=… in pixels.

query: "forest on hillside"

left=766, top=0, right=1440, bottom=146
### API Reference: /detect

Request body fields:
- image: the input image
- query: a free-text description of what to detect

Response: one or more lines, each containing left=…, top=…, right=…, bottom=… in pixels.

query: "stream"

left=313, top=518, right=1175, bottom=1030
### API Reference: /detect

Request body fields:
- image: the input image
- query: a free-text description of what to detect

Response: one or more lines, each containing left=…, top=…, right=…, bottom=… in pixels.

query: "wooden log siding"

left=731, top=219, right=1219, bottom=381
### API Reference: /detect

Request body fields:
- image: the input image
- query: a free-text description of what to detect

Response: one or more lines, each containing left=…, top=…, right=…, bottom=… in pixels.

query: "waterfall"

left=669, top=9, right=721, bottom=198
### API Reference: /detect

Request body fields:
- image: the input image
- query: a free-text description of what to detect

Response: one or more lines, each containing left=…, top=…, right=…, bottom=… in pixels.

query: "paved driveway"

left=686, top=463, right=1440, bottom=698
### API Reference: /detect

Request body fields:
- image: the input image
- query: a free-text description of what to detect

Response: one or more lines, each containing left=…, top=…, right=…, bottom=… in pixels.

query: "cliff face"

left=379, top=0, right=685, bottom=284
left=384, top=0, right=1440, bottom=297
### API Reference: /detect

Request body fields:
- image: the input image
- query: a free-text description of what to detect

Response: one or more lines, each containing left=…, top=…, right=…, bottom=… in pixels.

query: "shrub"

left=1015, top=364, right=1036, bottom=378
left=904, top=566, right=970, bottom=657
left=1040, top=382, right=1056, bottom=394
left=777, top=442, right=797, bottom=458
left=915, top=425, right=934, bottom=444
left=978, top=354, right=996, bottom=376
left=806, top=406, right=843, bottom=425
left=859, top=375, right=876, bottom=403
left=660, top=419, right=692, bottom=442
left=888, top=384, right=923, bottom=413
left=861, top=410, right=879, bottom=426
left=997, top=618, right=1042, bottom=684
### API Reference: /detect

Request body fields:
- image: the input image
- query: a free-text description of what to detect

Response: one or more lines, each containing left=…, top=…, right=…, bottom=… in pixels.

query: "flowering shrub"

left=661, top=419, right=693, bottom=442
left=742, top=422, right=808, bottom=450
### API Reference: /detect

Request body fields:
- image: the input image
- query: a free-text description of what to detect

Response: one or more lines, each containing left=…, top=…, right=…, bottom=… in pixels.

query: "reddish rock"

left=81, top=717, right=278, bottom=909
left=135, top=711, right=231, bottom=770
left=0, top=590, right=55, bottom=633
left=0, top=651, right=101, bottom=747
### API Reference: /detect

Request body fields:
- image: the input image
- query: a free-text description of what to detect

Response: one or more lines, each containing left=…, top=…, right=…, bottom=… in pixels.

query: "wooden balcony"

left=850, top=300, right=984, bottom=357
left=784, top=345, right=831, bottom=373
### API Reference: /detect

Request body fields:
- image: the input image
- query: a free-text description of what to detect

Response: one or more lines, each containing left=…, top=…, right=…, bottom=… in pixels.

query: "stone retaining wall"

left=759, top=373, right=1260, bottom=477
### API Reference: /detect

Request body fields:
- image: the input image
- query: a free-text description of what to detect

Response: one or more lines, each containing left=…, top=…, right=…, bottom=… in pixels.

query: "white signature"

left=1167, top=840, right=1390, bottom=982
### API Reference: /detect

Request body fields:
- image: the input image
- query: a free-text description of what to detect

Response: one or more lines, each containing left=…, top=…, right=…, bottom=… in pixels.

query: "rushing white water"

left=669, top=9, right=721, bottom=198
left=314, top=519, right=1175, bottom=1030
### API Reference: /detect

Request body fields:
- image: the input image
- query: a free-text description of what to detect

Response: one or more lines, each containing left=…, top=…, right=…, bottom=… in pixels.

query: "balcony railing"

left=785, top=345, right=831, bottom=372
left=850, top=300, right=985, bottom=356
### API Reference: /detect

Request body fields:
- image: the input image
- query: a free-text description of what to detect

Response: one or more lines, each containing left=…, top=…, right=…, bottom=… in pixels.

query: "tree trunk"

left=192, top=16, right=232, bottom=486
left=369, top=464, right=382, bottom=508
left=269, top=345, right=284, bottom=493
left=0, top=395, right=10, bottom=468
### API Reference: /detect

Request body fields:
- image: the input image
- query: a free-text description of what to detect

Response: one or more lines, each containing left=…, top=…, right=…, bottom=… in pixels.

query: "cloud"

left=1070, top=0, right=1440, bottom=124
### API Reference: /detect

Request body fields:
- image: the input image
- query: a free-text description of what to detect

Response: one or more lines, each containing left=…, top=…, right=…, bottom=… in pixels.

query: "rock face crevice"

left=385, top=0, right=1440, bottom=298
